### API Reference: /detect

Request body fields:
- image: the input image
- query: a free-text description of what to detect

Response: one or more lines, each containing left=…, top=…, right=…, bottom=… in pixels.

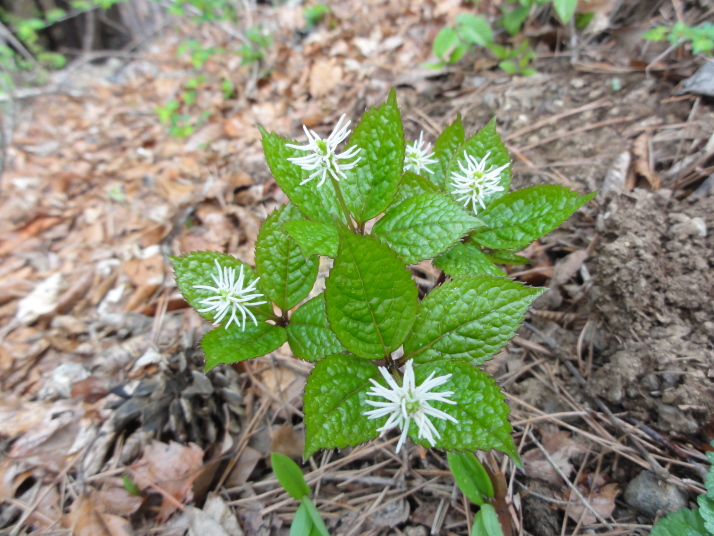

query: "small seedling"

left=643, top=22, right=714, bottom=56
left=489, top=41, right=537, bottom=76
left=449, top=452, right=506, bottom=535
left=304, top=4, right=331, bottom=28
left=271, top=453, right=329, bottom=536
left=239, top=26, right=272, bottom=66
left=429, top=0, right=578, bottom=73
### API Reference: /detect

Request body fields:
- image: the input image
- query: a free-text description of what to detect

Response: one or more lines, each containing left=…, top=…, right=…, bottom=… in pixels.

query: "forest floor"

left=1, top=0, right=713, bottom=535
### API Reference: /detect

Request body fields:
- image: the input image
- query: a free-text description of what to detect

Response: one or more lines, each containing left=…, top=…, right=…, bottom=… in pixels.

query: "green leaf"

left=448, top=452, right=494, bottom=506
left=455, top=14, right=493, bottom=47
left=692, top=37, right=714, bottom=55
left=122, top=475, right=142, bottom=497
left=471, top=504, right=505, bottom=536
left=325, top=225, right=418, bottom=359
left=290, top=501, right=321, bottom=536
left=259, top=127, right=344, bottom=224
left=553, top=0, right=578, bottom=24
left=373, top=193, right=483, bottom=264
left=445, top=119, right=511, bottom=210
left=575, top=12, right=595, bottom=29
left=201, top=322, right=287, bottom=371
left=499, top=61, right=518, bottom=74
left=301, top=497, right=330, bottom=536
left=484, top=249, right=531, bottom=266
left=502, top=5, right=531, bottom=36
left=283, top=220, right=339, bottom=258
left=434, top=27, right=461, bottom=61
left=434, top=242, right=504, bottom=277
left=699, top=495, right=714, bottom=534
left=403, top=276, right=544, bottom=365
left=450, top=43, right=470, bottom=63
left=303, top=354, right=381, bottom=458
left=431, top=116, right=466, bottom=190
left=255, top=204, right=319, bottom=311
left=392, top=171, right=439, bottom=206
left=650, top=508, right=707, bottom=536
left=471, top=185, right=597, bottom=249
left=705, top=447, right=714, bottom=498
left=286, top=294, right=347, bottom=361
left=341, top=89, right=405, bottom=224
left=271, top=452, right=311, bottom=500
left=169, top=251, right=273, bottom=324
left=409, top=361, right=519, bottom=462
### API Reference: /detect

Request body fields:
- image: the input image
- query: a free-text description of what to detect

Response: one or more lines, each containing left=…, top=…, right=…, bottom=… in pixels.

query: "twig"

left=562, top=360, right=671, bottom=481
left=519, top=116, right=637, bottom=152
left=527, top=429, right=614, bottom=529
left=504, top=99, right=611, bottom=141
left=0, top=21, right=41, bottom=70
left=645, top=40, right=682, bottom=77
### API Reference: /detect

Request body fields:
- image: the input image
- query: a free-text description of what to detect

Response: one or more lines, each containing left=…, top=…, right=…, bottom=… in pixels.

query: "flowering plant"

left=170, top=89, right=594, bottom=462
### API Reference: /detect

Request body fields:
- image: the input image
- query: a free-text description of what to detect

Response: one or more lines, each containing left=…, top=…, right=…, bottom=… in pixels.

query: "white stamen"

left=193, top=259, right=267, bottom=331
left=286, top=114, right=362, bottom=187
left=363, top=359, right=458, bottom=453
left=450, top=151, right=508, bottom=213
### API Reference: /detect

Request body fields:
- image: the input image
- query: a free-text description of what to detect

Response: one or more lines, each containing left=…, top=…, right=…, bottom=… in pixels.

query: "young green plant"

left=171, top=89, right=594, bottom=465
left=449, top=452, right=507, bottom=536
left=271, top=453, right=329, bottom=536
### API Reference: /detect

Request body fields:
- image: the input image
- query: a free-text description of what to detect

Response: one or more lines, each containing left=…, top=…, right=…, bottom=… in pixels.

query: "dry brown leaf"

left=225, top=447, right=263, bottom=488
left=0, top=397, right=50, bottom=437
left=187, top=493, right=245, bottom=536
left=0, top=216, right=63, bottom=257
left=63, top=491, right=133, bottom=536
left=132, top=440, right=204, bottom=521
left=184, top=122, right=225, bottom=152
left=257, top=363, right=305, bottom=412
left=632, top=133, right=661, bottom=189
left=15, top=273, right=64, bottom=324
left=522, top=431, right=588, bottom=486
left=6, top=399, right=86, bottom=473
left=155, top=173, right=197, bottom=206
left=96, top=482, right=144, bottom=517
left=270, top=424, right=304, bottom=461
left=564, top=481, right=619, bottom=525
left=309, top=58, right=343, bottom=98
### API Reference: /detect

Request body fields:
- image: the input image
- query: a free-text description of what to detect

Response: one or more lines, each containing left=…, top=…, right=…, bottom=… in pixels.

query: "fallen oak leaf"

left=131, top=440, right=204, bottom=522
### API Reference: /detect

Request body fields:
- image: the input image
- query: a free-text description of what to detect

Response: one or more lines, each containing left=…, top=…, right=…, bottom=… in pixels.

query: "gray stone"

left=624, top=470, right=688, bottom=517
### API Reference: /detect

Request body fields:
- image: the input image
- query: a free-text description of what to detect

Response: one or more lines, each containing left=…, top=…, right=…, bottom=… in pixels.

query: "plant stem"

left=329, top=175, right=356, bottom=232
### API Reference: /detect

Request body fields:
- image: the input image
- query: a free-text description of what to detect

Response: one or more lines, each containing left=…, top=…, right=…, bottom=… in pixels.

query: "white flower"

left=364, top=359, right=458, bottom=453
left=193, top=259, right=267, bottom=331
left=404, top=131, right=438, bottom=175
left=286, top=114, right=362, bottom=187
left=450, top=151, right=509, bottom=213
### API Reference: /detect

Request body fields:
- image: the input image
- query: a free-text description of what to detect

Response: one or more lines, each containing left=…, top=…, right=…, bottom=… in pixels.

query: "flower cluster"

left=404, top=131, right=438, bottom=175
left=364, top=359, right=458, bottom=453
left=450, top=151, right=508, bottom=213
left=193, top=259, right=266, bottom=331
left=287, top=114, right=362, bottom=187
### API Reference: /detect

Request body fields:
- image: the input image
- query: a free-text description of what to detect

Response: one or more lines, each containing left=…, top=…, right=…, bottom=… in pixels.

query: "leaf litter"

left=1, top=0, right=714, bottom=534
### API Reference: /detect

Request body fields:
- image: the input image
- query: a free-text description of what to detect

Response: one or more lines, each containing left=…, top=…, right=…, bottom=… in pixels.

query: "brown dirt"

left=590, top=189, right=714, bottom=434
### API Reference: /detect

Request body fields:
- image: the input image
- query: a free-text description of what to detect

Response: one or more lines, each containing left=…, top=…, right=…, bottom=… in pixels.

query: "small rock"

left=640, top=374, right=659, bottom=391
left=404, top=526, right=428, bottom=536
left=657, top=404, right=699, bottom=434
left=570, top=78, right=586, bottom=89
left=691, top=217, right=707, bottom=237
left=624, top=470, right=688, bottom=517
